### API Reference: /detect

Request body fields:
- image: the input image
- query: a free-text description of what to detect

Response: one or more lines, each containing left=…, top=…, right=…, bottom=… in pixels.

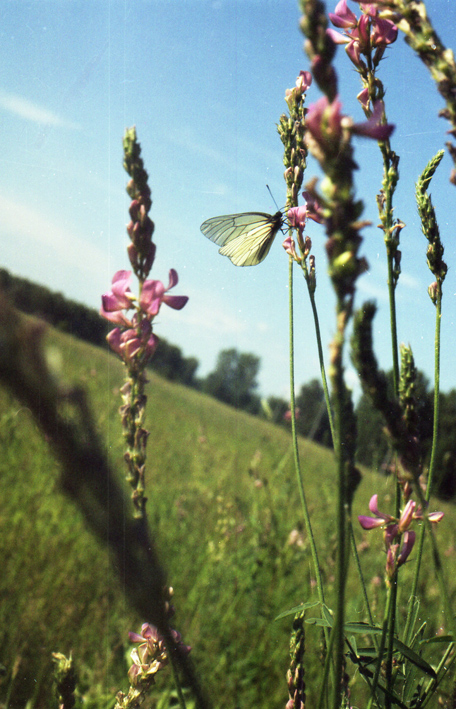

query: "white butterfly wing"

left=200, top=211, right=283, bottom=267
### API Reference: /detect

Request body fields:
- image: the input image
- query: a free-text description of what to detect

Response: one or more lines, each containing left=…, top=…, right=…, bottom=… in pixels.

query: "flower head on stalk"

left=278, top=71, right=311, bottom=206
left=100, top=128, right=189, bottom=519
left=359, top=493, right=443, bottom=583
left=101, top=269, right=188, bottom=367
left=328, top=0, right=398, bottom=71
left=305, top=95, right=393, bottom=165
left=127, top=622, right=191, bottom=687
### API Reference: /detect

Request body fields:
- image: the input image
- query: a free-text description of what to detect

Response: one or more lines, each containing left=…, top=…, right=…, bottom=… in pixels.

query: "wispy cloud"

left=0, top=194, right=105, bottom=276
left=0, top=89, right=80, bottom=129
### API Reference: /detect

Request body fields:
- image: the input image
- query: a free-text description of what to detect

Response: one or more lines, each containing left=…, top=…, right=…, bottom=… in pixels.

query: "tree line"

left=2, top=267, right=455, bottom=500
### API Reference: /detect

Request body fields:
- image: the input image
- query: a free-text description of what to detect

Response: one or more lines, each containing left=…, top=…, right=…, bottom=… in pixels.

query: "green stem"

left=427, top=283, right=442, bottom=502
left=332, top=374, right=347, bottom=709
left=288, top=257, right=328, bottom=632
left=306, top=280, right=337, bottom=448
left=405, top=282, right=444, bottom=639
left=367, top=581, right=395, bottom=709
left=386, top=254, right=399, bottom=397
left=349, top=523, right=379, bottom=651
left=167, top=643, right=188, bottom=709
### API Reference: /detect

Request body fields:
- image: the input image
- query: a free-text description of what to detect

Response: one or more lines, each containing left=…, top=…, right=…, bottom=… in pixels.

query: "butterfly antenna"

left=266, top=184, right=280, bottom=212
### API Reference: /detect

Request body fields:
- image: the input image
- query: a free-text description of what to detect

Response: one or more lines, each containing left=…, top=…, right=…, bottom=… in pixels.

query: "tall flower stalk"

left=101, top=127, right=188, bottom=518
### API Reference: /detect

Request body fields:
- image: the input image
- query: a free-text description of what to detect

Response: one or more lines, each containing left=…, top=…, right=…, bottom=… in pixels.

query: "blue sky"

left=1, top=0, right=456, bottom=401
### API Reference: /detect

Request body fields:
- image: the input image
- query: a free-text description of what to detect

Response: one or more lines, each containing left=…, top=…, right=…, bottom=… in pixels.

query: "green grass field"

left=1, top=324, right=455, bottom=708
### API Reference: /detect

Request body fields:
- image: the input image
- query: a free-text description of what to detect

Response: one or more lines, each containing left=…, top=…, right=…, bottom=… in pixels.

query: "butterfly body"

left=200, top=211, right=284, bottom=267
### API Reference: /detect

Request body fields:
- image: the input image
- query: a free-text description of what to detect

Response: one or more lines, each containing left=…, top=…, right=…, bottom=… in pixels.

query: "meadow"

left=1, top=323, right=454, bottom=708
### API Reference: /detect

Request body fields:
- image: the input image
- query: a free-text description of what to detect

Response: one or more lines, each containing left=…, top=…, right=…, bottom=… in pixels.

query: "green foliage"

left=202, top=348, right=261, bottom=413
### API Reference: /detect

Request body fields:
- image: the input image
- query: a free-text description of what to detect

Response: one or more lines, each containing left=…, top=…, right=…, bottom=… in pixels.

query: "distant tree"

left=203, top=348, right=261, bottom=414
left=150, top=340, right=199, bottom=386
left=294, top=379, right=332, bottom=447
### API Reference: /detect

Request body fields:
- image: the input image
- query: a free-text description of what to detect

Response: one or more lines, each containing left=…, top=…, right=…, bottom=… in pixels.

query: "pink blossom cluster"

left=328, top=0, right=398, bottom=70
left=359, top=494, right=444, bottom=582
left=100, top=269, right=188, bottom=365
left=306, top=94, right=394, bottom=155
left=127, top=622, right=191, bottom=686
left=285, top=70, right=312, bottom=108
left=283, top=191, right=323, bottom=262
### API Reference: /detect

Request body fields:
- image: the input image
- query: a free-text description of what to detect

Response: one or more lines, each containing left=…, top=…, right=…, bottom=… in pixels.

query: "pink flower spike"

left=329, top=0, right=358, bottom=28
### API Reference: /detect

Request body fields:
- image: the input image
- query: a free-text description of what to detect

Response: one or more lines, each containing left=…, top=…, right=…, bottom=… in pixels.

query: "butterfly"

left=200, top=210, right=285, bottom=267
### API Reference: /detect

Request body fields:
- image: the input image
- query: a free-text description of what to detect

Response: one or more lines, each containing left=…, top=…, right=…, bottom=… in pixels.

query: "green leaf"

left=393, top=638, right=436, bottom=678
left=274, top=600, right=319, bottom=621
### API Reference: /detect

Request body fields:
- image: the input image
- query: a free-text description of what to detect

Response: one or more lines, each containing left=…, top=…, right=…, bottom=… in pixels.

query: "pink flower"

left=306, top=96, right=344, bottom=151
left=140, top=269, right=189, bottom=317
left=288, top=206, right=308, bottom=232
left=127, top=623, right=191, bottom=686
left=371, top=17, right=398, bottom=45
left=107, top=321, right=158, bottom=364
left=283, top=235, right=300, bottom=261
left=302, top=191, right=325, bottom=224
left=328, top=0, right=397, bottom=68
left=285, top=71, right=312, bottom=106
left=357, top=88, right=370, bottom=111
left=358, top=494, right=395, bottom=530
left=351, top=100, right=395, bottom=140
left=386, top=530, right=416, bottom=579
left=295, top=70, right=313, bottom=93
left=359, top=494, right=443, bottom=542
left=101, top=267, right=188, bottom=364
left=101, top=270, right=135, bottom=323
left=328, top=0, right=358, bottom=29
